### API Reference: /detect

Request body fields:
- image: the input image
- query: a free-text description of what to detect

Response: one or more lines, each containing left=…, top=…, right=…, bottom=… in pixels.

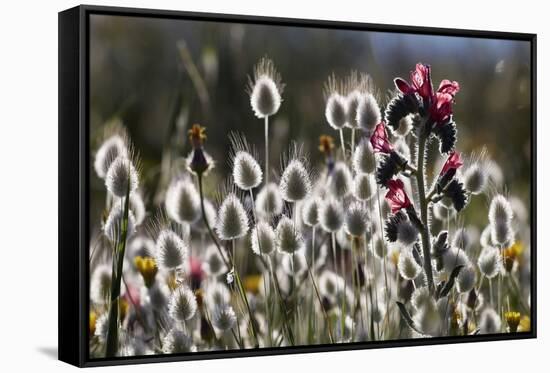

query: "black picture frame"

left=58, top=4, right=537, bottom=367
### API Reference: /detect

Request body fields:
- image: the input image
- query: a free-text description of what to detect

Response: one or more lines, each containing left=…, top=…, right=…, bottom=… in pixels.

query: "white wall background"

left=0, top=0, right=546, bottom=370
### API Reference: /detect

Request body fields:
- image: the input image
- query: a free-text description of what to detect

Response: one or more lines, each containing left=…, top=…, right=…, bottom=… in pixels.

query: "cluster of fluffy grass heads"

left=89, top=60, right=531, bottom=358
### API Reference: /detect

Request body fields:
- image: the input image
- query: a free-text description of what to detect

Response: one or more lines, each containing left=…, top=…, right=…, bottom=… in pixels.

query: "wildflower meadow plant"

left=88, top=59, right=531, bottom=359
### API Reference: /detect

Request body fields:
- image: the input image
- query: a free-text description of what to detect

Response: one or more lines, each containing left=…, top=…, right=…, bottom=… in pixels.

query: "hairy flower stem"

left=265, top=116, right=270, bottom=185
left=416, top=129, right=435, bottom=294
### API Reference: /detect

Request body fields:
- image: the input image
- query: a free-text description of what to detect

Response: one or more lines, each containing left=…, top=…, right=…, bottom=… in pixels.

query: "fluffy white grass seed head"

left=489, top=194, right=514, bottom=226
left=456, top=265, right=476, bottom=293
left=280, top=159, right=311, bottom=202
left=480, top=308, right=502, bottom=334
left=352, top=139, right=376, bottom=175
left=106, top=155, right=139, bottom=198
left=232, top=150, right=263, bottom=190
left=90, top=264, right=112, bottom=304
left=325, top=93, right=348, bottom=130
left=94, top=135, right=128, bottom=179
left=480, top=225, right=492, bottom=247
left=491, top=221, right=514, bottom=247
left=255, top=182, right=283, bottom=217
left=202, top=244, right=226, bottom=276
left=442, top=247, right=470, bottom=273
left=397, top=220, right=418, bottom=247
left=319, top=198, right=344, bottom=233
left=248, top=58, right=284, bottom=118
left=344, top=202, right=369, bottom=237
left=162, top=329, right=197, bottom=353
left=165, top=178, right=201, bottom=224
left=345, top=90, right=362, bottom=128
left=329, top=162, right=353, bottom=198
left=463, top=163, right=488, bottom=195
left=212, top=304, right=237, bottom=332
left=356, top=93, right=381, bottom=134
left=251, top=221, right=276, bottom=255
left=168, top=285, right=198, bottom=321
left=276, top=216, right=305, bottom=254
left=301, top=197, right=320, bottom=227
left=155, top=229, right=188, bottom=270
left=398, top=249, right=422, bottom=280
left=478, top=246, right=502, bottom=279
left=103, top=204, right=136, bottom=243
left=353, top=173, right=376, bottom=201
left=215, top=194, right=249, bottom=240
left=489, top=194, right=514, bottom=245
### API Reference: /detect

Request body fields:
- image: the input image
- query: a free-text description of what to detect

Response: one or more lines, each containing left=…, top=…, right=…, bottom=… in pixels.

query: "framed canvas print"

left=58, top=5, right=537, bottom=367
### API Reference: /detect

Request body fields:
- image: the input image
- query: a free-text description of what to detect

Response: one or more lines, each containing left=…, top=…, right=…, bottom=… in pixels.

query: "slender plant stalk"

left=351, top=128, right=356, bottom=161
left=248, top=188, right=273, bottom=345
left=265, top=116, right=270, bottom=185
left=306, top=265, right=335, bottom=343
left=416, top=129, right=436, bottom=294
left=198, top=174, right=259, bottom=346
left=231, top=240, right=260, bottom=348
left=105, top=179, right=131, bottom=357
left=267, top=257, right=295, bottom=345
left=375, top=186, right=391, bottom=337
left=339, top=128, right=346, bottom=161
left=197, top=174, right=230, bottom=268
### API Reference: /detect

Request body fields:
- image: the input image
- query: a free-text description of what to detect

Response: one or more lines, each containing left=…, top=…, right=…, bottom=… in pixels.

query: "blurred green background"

left=89, top=14, right=532, bottom=229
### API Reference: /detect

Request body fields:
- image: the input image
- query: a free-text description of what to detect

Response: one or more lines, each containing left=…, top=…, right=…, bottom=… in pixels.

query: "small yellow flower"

left=503, top=241, right=524, bottom=272
left=134, top=256, right=158, bottom=288
left=243, top=274, right=262, bottom=295
left=89, top=311, right=97, bottom=336
left=318, top=135, right=335, bottom=156
left=518, top=315, right=531, bottom=332
left=504, top=311, right=521, bottom=333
